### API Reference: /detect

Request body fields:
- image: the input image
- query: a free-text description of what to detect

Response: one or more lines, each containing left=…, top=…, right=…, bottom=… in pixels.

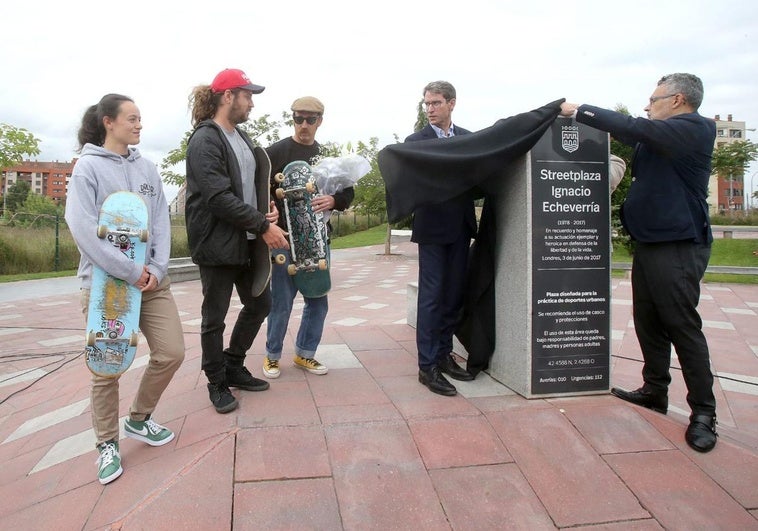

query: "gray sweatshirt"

left=65, top=144, right=171, bottom=288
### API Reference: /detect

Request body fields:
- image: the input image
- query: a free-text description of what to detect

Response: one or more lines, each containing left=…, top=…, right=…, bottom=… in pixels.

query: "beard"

left=229, top=97, right=251, bottom=125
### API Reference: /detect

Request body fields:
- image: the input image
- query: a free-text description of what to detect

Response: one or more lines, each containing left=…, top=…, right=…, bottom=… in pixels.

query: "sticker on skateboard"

left=85, top=191, right=148, bottom=378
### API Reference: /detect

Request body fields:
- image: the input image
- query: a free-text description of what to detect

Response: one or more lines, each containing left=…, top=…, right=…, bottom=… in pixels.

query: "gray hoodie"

left=65, top=144, right=171, bottom=288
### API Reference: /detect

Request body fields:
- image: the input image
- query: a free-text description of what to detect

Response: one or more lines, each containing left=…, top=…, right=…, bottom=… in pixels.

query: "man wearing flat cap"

left=185, top=68, right=289, bottom=414
left=263, top=96, right=354, bottom=379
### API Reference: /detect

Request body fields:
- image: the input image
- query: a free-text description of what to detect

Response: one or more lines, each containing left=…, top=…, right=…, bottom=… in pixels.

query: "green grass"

left=3, top=226, right=757, bottom=285
left=331, top=223, right=390, bottom=249
left=613, top=239, right=758, bottom=284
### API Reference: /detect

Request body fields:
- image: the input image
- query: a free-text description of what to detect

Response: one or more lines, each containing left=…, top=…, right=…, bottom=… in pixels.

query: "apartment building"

left=710, top=114, right=749, bottom=213
left=1, top=159, right=76, bottom=207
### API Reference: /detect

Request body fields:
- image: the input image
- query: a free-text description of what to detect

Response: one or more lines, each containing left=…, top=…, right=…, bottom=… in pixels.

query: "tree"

left=413, top=100, right=428, bottom=132
left=159, top=113, right=285, bottom=187
left=4, top=180, right=30, bottom=213
left=711, top=140, right=758, bottom=212
left=609, top=104, right=634, bottom=252
left=17, top=192, right=62, bottom=227
left=0, top=123, right=41, bottom=171
left=1, top=123, right=41, bottom=215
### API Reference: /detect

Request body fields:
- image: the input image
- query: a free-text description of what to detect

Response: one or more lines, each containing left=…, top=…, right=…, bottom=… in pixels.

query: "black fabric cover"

left=378, top=99, right=564, bottom=375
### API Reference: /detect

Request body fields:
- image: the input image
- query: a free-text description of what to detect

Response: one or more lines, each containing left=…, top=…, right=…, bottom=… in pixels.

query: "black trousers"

left=198, top=260, right=271, bottom=383
left=631, top=240, right=715, bottom=416
left=416, top=231, right=470, bottom=370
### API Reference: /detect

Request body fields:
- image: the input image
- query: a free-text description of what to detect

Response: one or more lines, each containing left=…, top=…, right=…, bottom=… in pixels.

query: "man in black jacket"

left=560, top=73, right=719, bottom=453
left=406, top=81, right=476, bottom=396
left=185, top=68, right=289, bottom=414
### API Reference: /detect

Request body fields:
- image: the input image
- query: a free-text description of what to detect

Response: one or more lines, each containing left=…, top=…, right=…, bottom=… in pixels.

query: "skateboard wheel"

left=275, top=188, right=285, bottom=200
left=318, top=259, right=328, bottom=270
left=139, top=229, right=149, bottom=242
left=287, top=264, right=297, bottom=276
left=274, top=253, right=287, bottom=265
left=97, top=225, right=108, bottom=239
left=86, top=332, right=96, bottom=347
left=129, top=333, right=139, bottom=347
left=305, top=182, right=315, bottom=194
left=274, top=172, right=285, bottom=183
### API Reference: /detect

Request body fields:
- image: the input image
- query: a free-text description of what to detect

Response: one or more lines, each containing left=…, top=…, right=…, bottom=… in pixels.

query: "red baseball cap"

left=210, top=68, right=265, bottom=94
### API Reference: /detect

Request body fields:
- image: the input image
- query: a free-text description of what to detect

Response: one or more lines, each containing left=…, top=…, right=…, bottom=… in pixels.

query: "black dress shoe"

left=438, top=353, right=474, bottom=381
left=610, top=387, right=668, bottom=414
left=419, top=366, right=457, bottom=396
left=686, top=414, right=718, bottom=453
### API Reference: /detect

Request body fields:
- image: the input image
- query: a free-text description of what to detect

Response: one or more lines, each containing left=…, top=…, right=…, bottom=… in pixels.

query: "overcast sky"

left=2, top=0, right=756, bottom=201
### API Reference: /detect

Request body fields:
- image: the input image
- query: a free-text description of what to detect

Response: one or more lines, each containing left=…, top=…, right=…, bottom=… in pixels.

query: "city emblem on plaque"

left=561, top=125, right=579, bottom=153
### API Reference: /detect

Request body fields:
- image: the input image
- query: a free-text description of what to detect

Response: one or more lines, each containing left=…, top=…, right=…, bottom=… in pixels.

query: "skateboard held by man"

left=85, top=191, right=148, bottom=378
left=274, top=160, right=330, bottom=298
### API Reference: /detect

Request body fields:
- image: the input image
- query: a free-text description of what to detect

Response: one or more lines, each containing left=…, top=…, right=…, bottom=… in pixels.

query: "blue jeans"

left=265, top=248, right=328, bottom=360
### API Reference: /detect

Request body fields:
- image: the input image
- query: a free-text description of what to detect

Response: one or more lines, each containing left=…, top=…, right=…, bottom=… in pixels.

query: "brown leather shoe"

left=610, top=387, right=668, bottom=414
left=685, top=414, right=718, bottom=453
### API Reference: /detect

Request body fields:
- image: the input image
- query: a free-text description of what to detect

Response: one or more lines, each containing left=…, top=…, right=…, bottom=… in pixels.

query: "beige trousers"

left=81, top=277, right=185, bottom=445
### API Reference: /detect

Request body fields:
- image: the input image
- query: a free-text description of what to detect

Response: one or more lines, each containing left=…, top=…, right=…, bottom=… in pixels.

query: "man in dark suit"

left=406, top=81, right=475, bottom=396
left=560, top=73, right=719, bottom=453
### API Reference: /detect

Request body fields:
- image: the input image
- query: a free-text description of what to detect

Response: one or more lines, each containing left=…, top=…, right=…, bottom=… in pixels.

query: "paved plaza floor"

left=1, top=241, right=757, bottom=529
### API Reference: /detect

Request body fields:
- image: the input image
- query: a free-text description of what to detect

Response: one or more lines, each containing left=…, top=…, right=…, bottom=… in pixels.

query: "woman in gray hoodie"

left=65, top=93, right=185, bottom=485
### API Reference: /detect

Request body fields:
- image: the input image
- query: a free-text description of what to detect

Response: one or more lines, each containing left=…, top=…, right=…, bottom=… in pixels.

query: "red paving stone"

left=0, top=241, right=757, bottom=529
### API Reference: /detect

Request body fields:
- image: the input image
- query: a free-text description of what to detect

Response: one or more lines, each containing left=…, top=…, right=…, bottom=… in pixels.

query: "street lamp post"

left=750, top=170, right=758, bottom=211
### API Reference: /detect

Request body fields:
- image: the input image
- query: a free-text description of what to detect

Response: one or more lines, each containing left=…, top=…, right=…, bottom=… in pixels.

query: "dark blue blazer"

left=576, top=105, right=716, bottom=244
left=404, top=124, right=477, bottom=244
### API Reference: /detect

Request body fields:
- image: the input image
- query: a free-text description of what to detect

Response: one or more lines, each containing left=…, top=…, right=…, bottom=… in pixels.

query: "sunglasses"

left=293, top=115, right=319, bottom=125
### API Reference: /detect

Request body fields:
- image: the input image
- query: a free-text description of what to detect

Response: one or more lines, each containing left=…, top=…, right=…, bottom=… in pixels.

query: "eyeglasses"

left=648, top=93, right=677, bottom=104
left=423, top=100, right=447, bottom=110
left=293, top=115, right=319, bottom=125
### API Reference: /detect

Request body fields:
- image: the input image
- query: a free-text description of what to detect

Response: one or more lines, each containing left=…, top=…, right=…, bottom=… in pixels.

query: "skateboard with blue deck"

left=274, top=160, right=330, bottom=298
left=85, top=191, right=148, bottom=378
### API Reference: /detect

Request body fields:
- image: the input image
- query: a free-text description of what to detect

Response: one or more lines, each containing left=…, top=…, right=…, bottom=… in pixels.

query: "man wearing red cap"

left=185, top=68, right=289, bottom=414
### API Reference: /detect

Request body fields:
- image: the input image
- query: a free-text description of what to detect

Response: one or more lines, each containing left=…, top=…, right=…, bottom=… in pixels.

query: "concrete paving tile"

left=318, top=403, right=403, bottom=425
left=117, top=437, right=235, bottom=530
left=174, top=407, right=239, bottom=450
left=606, top=450, right=758, bottom=529
left=409, top=415, right=512, bottom=469
left=307, top=367, right=390, bottom=408
left=561, top=404, right=674, bottom=454
left=353, top=348, right=418, bottom=378
left=235, top=425, right=330, bottom=481
left=0, top=456, right=66, bottom=519
left=235, top=478, right=342, bottom=529
left=0, top=443, right=49, bottom=487
left=336, top=325, right=401, bottom=351
left=235, top=380, right=320, bottom=428
left=489, top=407, right=649, bottom=527
left=0, top=480, right=101, bottom=531
left=377, top=374, right=482, bottom=420
left=87, top=436, right=234, bottom=529
left=327, top=421, right=448, bottom=529
left=430, top=464, right=555, bottom=530
left=470, top=394, right=554, bottom=414
left=571, top=520, right=664, bottom=530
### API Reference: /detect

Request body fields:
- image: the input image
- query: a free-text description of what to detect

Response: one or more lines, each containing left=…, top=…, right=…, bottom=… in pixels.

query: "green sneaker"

left=96, top=440, right=122, bottom=485
left=293, top=355, right=328, bottom=375
left=124, top=416, right=175, bottom=446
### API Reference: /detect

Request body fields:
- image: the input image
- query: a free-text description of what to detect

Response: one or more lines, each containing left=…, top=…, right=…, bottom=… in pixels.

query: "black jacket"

left=576, top=106, right=715, bottom=244
left=185, top=120, right=272, bottom=271
left=405, top=125, right=477, bottom=244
